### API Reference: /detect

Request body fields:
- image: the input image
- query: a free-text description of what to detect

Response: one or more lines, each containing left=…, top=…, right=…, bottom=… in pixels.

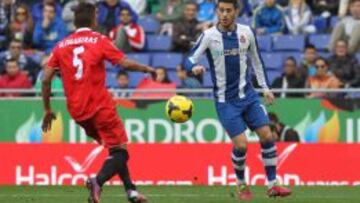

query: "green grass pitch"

left=1, top=186, right=360, bottom=203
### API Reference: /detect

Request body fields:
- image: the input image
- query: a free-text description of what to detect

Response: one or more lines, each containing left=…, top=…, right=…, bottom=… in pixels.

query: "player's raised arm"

left=101, top=36, right=155, bottom=73
left=118, top=58, right=155, bottom=73
left=248, top=28, right=275, bottom=104
left=183, top=33, right=210, bottom=75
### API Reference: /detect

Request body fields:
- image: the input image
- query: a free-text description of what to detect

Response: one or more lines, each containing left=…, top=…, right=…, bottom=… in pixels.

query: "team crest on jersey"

left=239, top=35, right=247, bottom=43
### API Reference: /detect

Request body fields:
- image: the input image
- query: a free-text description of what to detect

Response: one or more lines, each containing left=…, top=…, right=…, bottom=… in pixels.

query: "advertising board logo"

left=15, top=112, right=64, bottom=143
left=64, top=146, right=104, bottom=173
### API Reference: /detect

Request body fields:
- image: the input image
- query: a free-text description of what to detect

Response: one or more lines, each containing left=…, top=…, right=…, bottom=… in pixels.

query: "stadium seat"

left=273, top=35, right=305, bottom=51
left=266, top=70, right=282, bottom=85
left=128, top=72, right=146, bottom=88
left=203, top=72, right=213, bottom=87
left=256, top=35, right=272, bottom=52
left=318, top=52, right=331, bottom=59
left=312, top=16, right=328, bottom=33
left=27, top=53, right=43, bottom=64
left=309, top=34, right=331, bottom=50
left=260, top=52, right=283, bottom=70
left=127, top=53, right=151, bottom=66
left=138, top=16, right=160, bottom=33
left=280, top=52, right=304, bottom=65
left=106, top=72, right=118, bottom=88
left=236, top=16, right=252, bottom=26
left=168, top=70, right=181, bottom=86
left=152, top=53, right=183, bottom=69
left=146, top=35, right=172, bottom=51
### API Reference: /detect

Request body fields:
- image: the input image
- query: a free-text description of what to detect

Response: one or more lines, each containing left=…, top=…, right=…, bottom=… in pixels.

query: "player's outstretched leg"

left=255, top=126, right=292, bottom=198
left=232, top=135, right=253, bottom=201
left=115, top=148, right=147, bottom=203
left=87, top=146, right=147, bottom=203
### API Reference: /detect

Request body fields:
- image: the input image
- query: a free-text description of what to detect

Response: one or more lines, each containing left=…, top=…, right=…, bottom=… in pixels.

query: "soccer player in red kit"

left=41, top=3, right=152, bottom=203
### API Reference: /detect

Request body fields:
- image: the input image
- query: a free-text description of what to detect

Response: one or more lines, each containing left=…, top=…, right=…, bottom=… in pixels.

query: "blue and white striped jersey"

left=184, top=24, right=269, bottom=103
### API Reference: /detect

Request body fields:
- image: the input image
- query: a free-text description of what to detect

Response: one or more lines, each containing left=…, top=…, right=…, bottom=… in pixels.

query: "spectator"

left=109, top=8, right=145, bottom=52
left=62, top=0, right=96, bottom=32
left=339, top=0, right=350, bottom=17
left=306, top=57, right=341, bottom=98
left=0, top=39, right=41, bottom=84
left=268, top=112, right=300, bottom=142
left=176, top=65, right=202, bottom=88
left=284, top=0, right=316, bottom=35
left=10, top=4, right=34, bottom=48
left=117, top=70, right=130, bottom=88
left=154, top=67, right=172, bottom=84
left=328, top=40, right=360, bottom=87
left=309, top=0, right=339, bottom=16
left=0, top=0, right=15, bottom=49
left=156, top=0, right=186, bottom=35
left=133, top=67, right=176, bottom=99
left=147, top=0, right=161, bottom=15
left=32, top=0, right=62, bottom=24
left=97, top=0, right=138, bottom=34
left=172, top=2, right=202, bottom=53
left=330, top=0, right=360, bottom=54
left=253, top=0, right=285, bottom=35
left=32, top=2, right=68, bottom=54
left=299, top=44, right=318, bottom=78
left=1, top=0, right=15, bottom=23
left=123, top=0, right=147, bottom=16
left=0, top=58, right=32, bottom=97
left=112, top=70, right=130, bottom=98
left=272, top=57, right=305, bottom=98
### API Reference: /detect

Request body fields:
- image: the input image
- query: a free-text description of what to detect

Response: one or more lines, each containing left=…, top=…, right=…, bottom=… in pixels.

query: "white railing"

left=0, top=88, right=359, bottom=99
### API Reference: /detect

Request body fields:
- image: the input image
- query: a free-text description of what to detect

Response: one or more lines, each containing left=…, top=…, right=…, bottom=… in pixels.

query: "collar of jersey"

left=216, top=23, right=237, bottom=34
left=76, top=27, right=92, bottom=33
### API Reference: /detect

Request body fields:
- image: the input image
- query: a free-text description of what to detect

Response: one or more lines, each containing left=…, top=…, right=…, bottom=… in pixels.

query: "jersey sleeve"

left=183, top=32, right=210, bottom=71
left=47, top=47, right=60, bottom=69
left=101, top=36, right=126, bottom=65
left=248, top=28, right=270, bottom=90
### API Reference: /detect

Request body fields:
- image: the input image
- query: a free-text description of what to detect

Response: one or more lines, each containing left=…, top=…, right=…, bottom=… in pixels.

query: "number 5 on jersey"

left=73, top=46, right=85, bottom=80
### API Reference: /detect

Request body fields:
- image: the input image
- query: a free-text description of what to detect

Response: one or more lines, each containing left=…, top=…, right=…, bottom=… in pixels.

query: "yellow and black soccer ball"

left=166, top=95, right=194, bottom=123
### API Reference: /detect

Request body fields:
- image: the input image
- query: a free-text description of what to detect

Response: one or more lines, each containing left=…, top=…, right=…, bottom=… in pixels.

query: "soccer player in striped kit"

left=184, top=0, right=291, bottom=200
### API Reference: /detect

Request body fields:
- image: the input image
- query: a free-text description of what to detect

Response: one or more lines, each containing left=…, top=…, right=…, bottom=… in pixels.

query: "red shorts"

left=77, top=107, right=128, bottom=147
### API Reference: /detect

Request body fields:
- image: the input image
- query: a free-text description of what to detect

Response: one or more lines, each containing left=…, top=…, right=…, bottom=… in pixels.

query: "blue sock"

left=260, top=141, right=277, bottom=185
left=232, top=147, right=247, bottom=184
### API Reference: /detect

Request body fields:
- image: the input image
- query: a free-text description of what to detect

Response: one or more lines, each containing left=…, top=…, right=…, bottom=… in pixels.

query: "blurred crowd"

left=0, top=0, right=359, bottom=98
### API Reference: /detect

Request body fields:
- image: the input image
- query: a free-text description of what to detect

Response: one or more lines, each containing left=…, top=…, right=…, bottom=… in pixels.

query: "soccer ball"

left=166, top=95, right=194, bottom=123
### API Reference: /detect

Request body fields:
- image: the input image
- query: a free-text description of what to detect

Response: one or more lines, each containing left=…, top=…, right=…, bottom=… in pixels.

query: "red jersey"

left=47, top=28, right=125, bottom=121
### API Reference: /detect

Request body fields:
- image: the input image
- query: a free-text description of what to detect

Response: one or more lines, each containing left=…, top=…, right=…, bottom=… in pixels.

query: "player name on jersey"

left=59, top=37, right=98, bottom=48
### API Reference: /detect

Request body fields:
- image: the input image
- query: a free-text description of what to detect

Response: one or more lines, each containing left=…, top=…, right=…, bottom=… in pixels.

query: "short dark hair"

left=44, top=2, right=56, bottom=11
left=6, top=57, right=18, bottom=65
left=9, top=39, right=23, bottom=46
left=285, top=56, right=297, bottom=66
left=305, top=44, right=316, bottom=50
left=315, top=57, right=329, bottom=66
left=74, top=2, right=96, bottom=28
left=217, top=0, right=238, bottom=8
left=350, top=0, right=360, bottom=4
left=117, top=70, right=128, bottom=78
left=186, top=1, right=199, bottom=10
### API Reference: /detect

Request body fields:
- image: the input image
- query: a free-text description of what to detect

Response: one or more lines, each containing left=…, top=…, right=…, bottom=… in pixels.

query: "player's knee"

left=260, top=131, right=275, bottom=143
left=233, top=142, right=247, bottom=152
